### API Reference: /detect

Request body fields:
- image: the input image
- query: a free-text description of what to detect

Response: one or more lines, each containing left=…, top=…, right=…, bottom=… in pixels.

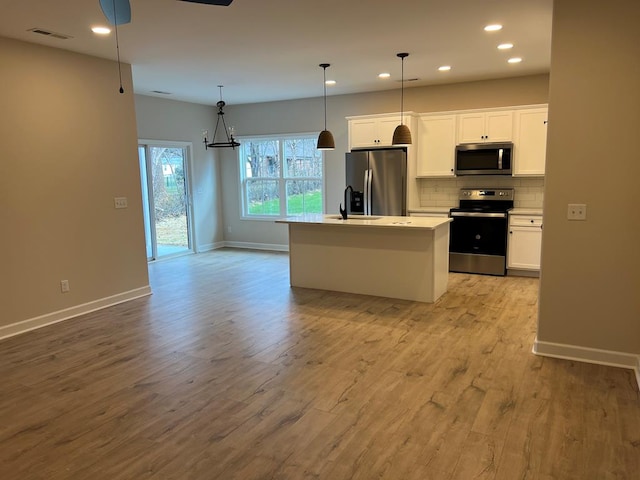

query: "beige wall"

left=134, top=95, right=222, bottom=251
left=1, top=37, right=149, bottom=328
left=537, top=0, right=640, bottom=354
left=220, top=74, right=549, bottom=247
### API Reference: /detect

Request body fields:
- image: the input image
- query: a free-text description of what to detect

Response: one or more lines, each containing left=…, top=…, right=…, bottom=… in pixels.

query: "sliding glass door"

left=138, top=142, right=194, bottom=261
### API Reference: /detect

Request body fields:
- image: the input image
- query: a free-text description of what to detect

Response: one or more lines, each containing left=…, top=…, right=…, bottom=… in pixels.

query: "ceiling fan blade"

left=178, top=0, right=234, bottom=5
left=99, top=0, right=132, bottom=25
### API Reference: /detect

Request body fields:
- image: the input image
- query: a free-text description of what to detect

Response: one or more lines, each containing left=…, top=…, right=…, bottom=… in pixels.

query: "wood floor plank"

left=0, top=248, right=638, bottom=480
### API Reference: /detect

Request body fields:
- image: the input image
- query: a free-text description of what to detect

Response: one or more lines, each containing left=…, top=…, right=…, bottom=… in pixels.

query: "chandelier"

left=203, top=85, right=240, bottom=149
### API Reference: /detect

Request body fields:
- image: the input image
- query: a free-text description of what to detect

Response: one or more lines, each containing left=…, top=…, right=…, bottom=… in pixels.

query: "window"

left=239, top=134, right=324, bottom=218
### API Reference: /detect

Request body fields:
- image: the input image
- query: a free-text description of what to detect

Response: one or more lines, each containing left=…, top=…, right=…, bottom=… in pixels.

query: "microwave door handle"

left=498, top=148, right=503, bottom=170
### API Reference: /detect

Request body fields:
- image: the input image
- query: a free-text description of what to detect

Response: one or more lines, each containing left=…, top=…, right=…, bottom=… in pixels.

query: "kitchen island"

left=276, top=214, right=452, bottom=303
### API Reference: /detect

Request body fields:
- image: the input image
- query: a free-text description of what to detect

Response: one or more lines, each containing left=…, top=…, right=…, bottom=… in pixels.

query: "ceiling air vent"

left=151, top=91, right=172, bottom=95
left=28, top=28, right=73, bottom=40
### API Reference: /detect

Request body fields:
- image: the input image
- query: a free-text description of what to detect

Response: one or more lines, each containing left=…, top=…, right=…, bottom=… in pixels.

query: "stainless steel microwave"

left=455, top=142, right=513, bottom=175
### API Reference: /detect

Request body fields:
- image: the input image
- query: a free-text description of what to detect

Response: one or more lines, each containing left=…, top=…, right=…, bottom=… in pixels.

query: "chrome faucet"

left=339, top=185, right=354, bottom=220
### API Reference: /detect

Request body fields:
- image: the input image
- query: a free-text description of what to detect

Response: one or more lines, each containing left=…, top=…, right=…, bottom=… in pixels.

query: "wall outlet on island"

left=60, top=279, right=70, bottom=293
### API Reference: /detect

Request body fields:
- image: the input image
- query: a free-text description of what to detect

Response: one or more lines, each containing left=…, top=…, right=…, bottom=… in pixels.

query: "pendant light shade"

left=392, top=124, right=412, bottom=145
left=317, top=63, right=335, bottom=150
left=317, top=129, right=335, bottom=150
left=392, top=52, right=412, bottom=146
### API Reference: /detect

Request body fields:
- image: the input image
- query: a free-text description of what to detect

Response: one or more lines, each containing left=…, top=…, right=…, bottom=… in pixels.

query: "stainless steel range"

left=449, top=188, right=514, bottom=276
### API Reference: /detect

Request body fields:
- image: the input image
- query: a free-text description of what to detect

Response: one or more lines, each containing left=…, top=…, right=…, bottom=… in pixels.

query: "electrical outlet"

left=114, top=197, right=128, bottom=209
left=567, top=203, right=587, bottom=220
left=60, top=280, right=70, bottom=293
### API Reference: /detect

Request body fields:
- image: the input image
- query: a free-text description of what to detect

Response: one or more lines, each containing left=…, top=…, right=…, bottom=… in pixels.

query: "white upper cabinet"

left=457, top=110, right=513, bottom=144
left=416, top=114, right=457, bottom=177
left=513, top=107, right=548, bottom=176
left=348, top=114, right=405, bottom=149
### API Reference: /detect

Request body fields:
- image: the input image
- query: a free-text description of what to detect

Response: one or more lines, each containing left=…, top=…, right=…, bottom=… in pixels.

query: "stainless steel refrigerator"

left=345, top=147, right=407, bottom=216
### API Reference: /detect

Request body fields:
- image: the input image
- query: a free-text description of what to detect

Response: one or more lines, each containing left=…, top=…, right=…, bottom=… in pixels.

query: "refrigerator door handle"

left=363, top=169, right=369, bottom=215
left=366, top=168, right=373, bottom=215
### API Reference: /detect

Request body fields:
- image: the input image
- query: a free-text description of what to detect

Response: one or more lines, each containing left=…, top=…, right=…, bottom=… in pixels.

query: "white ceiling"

left=0, top=0, right=554, bottom=106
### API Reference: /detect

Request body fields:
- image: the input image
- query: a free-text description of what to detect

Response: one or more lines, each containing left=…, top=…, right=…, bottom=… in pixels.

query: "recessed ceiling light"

left=378, top=73, right=391, bottom=79
left=91, top=26, right=111, bottom=35
left=498, top=43, right=514, bottom=50
left=508, top=57, right=523, bottom=64
left=325, top=80, right=336, bottom=86
left=484, top=24, right=503, bottom=32
left=438, top=66, right=451, bottom=72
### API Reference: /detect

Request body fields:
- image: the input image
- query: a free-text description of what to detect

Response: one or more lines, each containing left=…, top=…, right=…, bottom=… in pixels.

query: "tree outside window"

left=240, top=135, right=323, bottom=217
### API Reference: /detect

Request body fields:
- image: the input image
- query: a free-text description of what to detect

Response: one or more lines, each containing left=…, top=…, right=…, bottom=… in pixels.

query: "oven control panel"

left=459, top=188, right=514, bottom=201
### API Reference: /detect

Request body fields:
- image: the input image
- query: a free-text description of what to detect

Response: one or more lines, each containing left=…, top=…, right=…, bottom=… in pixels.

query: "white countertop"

left=509, top=208, right=543, bottom=216
left=276, top=214, right=452, bottom=230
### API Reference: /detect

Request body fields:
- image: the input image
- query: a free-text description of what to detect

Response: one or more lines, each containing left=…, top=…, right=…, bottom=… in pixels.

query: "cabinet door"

left=485, top=111, right=513, bottom=142
left=348, top=116, right=401, bottom=149
left=349, top=118, right=379, bottom=149
left=513, top=108, right=548, bottom=176
left=458, top=111, right=514, bottom=143
left=417, top=115, right=456, bottom=177
left=377, top=116, right=402, bottom=147
left=457, top=113, right=486, bottom=143
left=507, top=226, right=542, bottom=270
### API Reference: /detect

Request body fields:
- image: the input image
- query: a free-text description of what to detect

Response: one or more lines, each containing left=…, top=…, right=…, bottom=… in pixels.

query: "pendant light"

left=203, top=85, right=240, bottom=150
left=317, top=63, right=335, bottom=150
left=392, top=52, right=412, bottom=145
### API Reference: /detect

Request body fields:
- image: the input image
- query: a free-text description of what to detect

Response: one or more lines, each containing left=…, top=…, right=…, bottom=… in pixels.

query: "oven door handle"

left=450, top=211, right=508, bottom=218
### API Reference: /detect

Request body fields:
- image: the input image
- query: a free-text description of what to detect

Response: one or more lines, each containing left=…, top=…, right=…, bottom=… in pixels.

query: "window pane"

left=239, top=134, right=324, bottom=218
left=284, top=138, right=323, bottom=178
left=286, top=180, right=323, bottom=215
left=242, top=140, right=280, bottom=178
left=247, top=179, right=280, bottom=215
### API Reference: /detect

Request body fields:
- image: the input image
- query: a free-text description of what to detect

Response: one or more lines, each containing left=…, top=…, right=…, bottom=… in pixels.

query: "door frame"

left=138, top=139, right=196, bottom=261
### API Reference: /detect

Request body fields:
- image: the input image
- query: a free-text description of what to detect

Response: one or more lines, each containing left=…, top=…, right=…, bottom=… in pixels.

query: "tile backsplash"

left=418, top=176, right=544, bottom=209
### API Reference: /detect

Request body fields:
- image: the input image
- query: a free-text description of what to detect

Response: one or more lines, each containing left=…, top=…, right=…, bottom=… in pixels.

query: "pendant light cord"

left=112, top=0, right=124, bottom=93
left=323, top=65, right=328, bottom=130
left=400, top=55, right=404, bottom=125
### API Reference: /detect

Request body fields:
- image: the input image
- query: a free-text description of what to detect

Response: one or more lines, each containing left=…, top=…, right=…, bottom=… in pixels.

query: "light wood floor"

left=1, top=249, right=638, bottom=479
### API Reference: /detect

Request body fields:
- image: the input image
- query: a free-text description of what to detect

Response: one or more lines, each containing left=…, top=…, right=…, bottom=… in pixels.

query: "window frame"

left=237, top=132, right=325, bottom=220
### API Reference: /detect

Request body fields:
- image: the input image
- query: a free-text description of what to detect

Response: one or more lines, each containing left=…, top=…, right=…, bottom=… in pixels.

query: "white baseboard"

left=0, top=286, right=152, bottom=341
left=223, top=241, right=289, bottom=252
left=533, top=337, right=640, bottom=391
left=196, top=241, right=226, bottom=253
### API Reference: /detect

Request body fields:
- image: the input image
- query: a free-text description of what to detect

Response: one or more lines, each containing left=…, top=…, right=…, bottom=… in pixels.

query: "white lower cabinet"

left=507, top=214, right=542, bottom=271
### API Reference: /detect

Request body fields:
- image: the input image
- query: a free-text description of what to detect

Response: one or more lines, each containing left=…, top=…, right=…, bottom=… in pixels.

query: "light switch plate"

left=567, top=203, right=587, bottom=220
left=114, top=197, right=128, bottom=209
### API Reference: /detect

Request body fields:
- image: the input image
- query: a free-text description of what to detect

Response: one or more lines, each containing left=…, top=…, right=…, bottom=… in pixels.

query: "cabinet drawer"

left=509, top=215, right=542, bottom=227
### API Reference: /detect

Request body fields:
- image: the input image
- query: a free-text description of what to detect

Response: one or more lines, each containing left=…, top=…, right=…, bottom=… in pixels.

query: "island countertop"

left=276, top=214, right=451, bottom=229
